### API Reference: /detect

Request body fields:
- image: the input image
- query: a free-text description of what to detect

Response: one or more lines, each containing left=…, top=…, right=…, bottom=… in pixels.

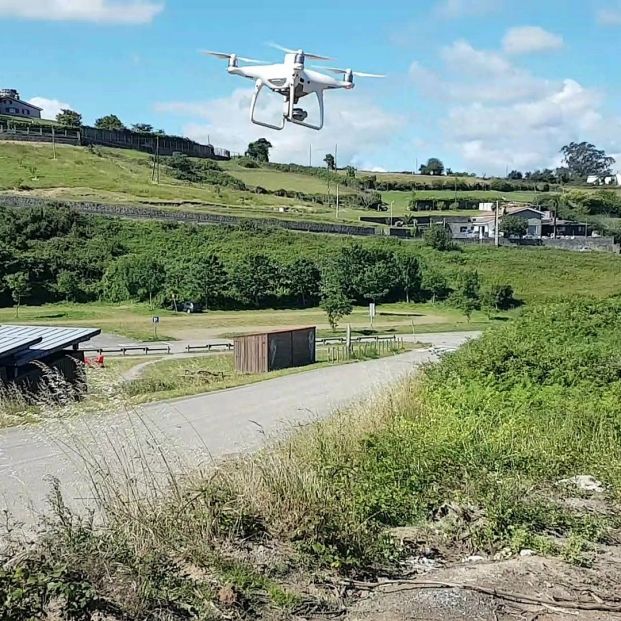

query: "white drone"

left=203, top=43, right=384, bottom=131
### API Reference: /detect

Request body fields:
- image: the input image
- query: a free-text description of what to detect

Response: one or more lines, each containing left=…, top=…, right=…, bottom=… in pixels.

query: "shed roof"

left=0, top=325, right=101, bottom=367
left=234, top=326, right=316, bottom=339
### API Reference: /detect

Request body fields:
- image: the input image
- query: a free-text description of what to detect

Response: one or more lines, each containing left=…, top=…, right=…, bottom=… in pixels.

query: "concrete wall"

left=455, top=236, right=619, bottom=253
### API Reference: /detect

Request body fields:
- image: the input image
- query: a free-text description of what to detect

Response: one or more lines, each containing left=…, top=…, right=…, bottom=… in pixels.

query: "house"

left=586, top=173, right=621, bottom=186
left=0, top=89, right=42, bottom=119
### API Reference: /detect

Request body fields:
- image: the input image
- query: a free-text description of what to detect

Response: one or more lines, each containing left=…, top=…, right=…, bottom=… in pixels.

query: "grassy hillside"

left=3, top=296, right=620, bottom=619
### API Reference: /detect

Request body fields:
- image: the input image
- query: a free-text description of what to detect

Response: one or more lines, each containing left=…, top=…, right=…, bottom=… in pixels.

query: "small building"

left=0, top=89, right=42, bottom=119
left=234, top=327, right=316, bottom=374
left=0, top=325, right=101, bottom=394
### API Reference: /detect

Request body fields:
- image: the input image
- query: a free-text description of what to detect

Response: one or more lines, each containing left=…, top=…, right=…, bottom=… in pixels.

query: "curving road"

left=0, top=332, right=477, bottom=526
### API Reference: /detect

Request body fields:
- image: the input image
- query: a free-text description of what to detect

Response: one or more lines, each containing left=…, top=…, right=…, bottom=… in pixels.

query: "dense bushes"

left=0, top=206, right=434, bottom=310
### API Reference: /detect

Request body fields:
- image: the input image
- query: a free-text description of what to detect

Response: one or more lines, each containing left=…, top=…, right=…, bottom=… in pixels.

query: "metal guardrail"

left=83, top=336, right=401, bottom=357
left=185, top=343, right=233, bottom=353
left=317, top=335, right=398, bottom=346
left=83, top=345, right=171, bottom=356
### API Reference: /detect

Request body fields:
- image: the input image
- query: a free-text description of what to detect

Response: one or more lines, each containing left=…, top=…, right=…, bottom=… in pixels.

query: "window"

left=460, top=226, right=467, bottom=232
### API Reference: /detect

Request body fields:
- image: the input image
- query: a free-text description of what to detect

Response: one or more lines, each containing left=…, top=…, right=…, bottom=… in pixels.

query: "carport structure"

left=0, top=325, right=101, bottom=390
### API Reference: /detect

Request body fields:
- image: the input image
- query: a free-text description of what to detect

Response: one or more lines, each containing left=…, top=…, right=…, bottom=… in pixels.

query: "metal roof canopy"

left=0, top=325, right=101, bottom=367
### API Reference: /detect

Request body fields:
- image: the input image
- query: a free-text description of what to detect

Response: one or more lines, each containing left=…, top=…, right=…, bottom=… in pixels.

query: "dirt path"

left=341, top=546, right=621, bottom=620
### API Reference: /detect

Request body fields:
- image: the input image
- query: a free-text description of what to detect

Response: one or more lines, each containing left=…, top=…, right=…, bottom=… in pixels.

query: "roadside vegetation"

left=0, top=341, right=414, bottom=427
left=2, top=296, right=620, bottom=619
left=2, top=205, right=621, bottom=338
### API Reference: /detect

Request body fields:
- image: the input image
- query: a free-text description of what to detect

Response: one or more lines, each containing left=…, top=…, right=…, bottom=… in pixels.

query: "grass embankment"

left=2, top=297, right=620, bottom=618
left=0, top=141, right=546, bottom=225
left=117, top=341, right=415, bottom=403
left=0, top=342, right=415, bottom=427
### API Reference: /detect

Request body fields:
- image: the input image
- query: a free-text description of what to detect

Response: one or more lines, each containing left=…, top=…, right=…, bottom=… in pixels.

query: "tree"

left=419, top=157, right=445, bottom=176
left=245, top=138, right=273, bottom=162
left=5, top=272, right=30, bottom=317
left=165, top=253, right=227, bottom=309
left=451, top=270, right=481, bottom=322
left=561, top=142, right=615, bottom=179
left=320, top=283, right=353, bottom=332
left=424, top=224, right=453, bottom=251
left=422, top=269, right=449, bottom=304
left=396, top=254, right=421, bottom=303
left=131, top=123, right=154, bottom=133
left=95, top=115, right=126, bottom=131
left=323, top=153, right=336, bottom=170
left=286, top=258, right=321, bottom=307
left=103, top=255, right=166, bottom=306
left=56, top=109, right=82, bottom=128
left=230, top=254, right=280, bottom=306
left=507, top=170, right=523, bottom=180
left=345, top=165, right=356, bottom=178
left=500, top=215, right=528, bottom=238
left=55, top=271, right=82, bottom=302
left=481, top=282, right=515, bottom=315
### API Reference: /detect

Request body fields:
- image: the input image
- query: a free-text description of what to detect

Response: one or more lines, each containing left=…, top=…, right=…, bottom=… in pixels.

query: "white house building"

left=586, top=173, right=621, bottom=186
left=0, top=89, right=42, bottom=119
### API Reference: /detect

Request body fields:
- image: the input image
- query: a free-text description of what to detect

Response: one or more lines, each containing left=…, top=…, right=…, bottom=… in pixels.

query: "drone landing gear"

left=288, top=91, right=324, bottom=130
left=250, top=80, right=285, bottom=130
left=250, top=80, right=325, bottom=131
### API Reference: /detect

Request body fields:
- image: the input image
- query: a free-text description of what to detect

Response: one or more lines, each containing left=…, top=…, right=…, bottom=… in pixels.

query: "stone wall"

left=0, top=195, right=378, bottom=238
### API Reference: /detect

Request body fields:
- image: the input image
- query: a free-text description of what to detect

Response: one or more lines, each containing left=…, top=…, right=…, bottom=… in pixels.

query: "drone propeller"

left=201, top=50, right=268, bottom=64
left=324, top=67, right=385, bottom=78
left=267, top=42, right=332, bottom=61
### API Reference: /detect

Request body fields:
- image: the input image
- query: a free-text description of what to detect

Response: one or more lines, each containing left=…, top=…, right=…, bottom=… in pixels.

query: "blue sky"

left=1, top=0, right=621, bottom=174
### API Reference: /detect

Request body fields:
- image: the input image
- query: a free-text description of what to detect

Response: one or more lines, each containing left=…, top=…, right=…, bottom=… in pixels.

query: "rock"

left=493, top=548, right=513, bottom=561
left=558, top=475, right=605, bottom=493
left=519, top=549, right=535, bottom=557
left=465, top=555, right=486, bottom=563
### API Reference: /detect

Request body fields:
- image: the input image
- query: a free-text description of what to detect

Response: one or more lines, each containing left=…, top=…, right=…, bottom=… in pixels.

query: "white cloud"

left=444, top=79, right=620, bottom=173
left=434, top=0, right=501, bottom=19
left=411, top=43, right=553, bottom=103
left=0, top=0, right=163, bottom=24
left=156, top=89, right=405, bottom=168
left=28, top=97, right=72, bottom=120
left=408, top=38, right=621, bottom=174
left=597, top=4, right=621, bottom=25
left=502, top=26, right=564, bottom=55
left=441, top=40, right=512, bottom=75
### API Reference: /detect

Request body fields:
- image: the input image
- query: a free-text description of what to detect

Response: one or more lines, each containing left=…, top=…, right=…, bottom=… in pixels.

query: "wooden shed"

left=234, top=327, right=316, bottom=374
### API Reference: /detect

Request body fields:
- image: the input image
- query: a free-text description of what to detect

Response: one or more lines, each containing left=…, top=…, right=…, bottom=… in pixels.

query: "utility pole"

left=51, top=125, right=57, bottom=160
left=309, top=144, right=312, bottom=167
left=390, top=201, right=394, bottom=226
left=334, top=143, right=338, bottom=170
left=151, top=135, right=161, bottom=183
left=494, top=200, right=500, bottom=247
left=336, top=184, right=340, bottom=220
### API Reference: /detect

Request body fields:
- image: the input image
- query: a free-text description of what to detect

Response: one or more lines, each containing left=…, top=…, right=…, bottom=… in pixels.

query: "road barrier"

left=82, top=345, right=172, bottom=356
left=185, top=343, right=234, bottom=353
left=317, top=335, right=399, bottom=346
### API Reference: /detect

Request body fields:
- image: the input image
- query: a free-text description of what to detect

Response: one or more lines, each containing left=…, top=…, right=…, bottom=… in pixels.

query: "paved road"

left=0, top=332, right=477, bottom=526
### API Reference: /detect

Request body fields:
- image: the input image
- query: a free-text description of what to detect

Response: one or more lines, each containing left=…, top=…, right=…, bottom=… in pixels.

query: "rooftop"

left=0, top=325, right=101, bottom=367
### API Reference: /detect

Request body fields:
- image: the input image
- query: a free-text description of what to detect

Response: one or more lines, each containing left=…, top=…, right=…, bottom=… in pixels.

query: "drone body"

left=204, top=45, right=383, bottom=131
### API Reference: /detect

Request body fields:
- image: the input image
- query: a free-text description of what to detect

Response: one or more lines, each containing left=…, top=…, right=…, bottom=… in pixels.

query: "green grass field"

left=0, top=142, right=318, bottom=211
left=0, top=301, right=491, bottom=342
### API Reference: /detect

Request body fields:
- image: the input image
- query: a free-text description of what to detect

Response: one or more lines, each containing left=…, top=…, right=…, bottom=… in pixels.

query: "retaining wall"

left=0, top=195, right=378, bottom=237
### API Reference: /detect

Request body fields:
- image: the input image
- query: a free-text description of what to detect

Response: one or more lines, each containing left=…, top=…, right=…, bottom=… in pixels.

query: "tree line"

left=0, top=206, right=516, bottom=326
